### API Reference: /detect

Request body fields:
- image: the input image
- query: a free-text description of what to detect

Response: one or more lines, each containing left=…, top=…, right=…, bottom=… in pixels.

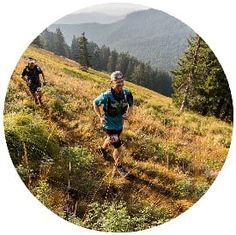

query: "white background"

left=0, top=0, right=235, bottom=234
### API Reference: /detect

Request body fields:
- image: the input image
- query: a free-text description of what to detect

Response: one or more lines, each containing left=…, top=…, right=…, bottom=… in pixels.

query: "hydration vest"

left=103, top=89, right=129, bottom=117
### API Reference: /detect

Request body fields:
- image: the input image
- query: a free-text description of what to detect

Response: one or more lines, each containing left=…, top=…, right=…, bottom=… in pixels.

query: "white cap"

left=111, top=71, right=124, bottom=81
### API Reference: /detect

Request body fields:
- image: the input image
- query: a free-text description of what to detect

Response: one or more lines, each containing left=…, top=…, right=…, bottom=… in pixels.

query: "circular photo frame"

left=3, top=2, right=233, bottom=233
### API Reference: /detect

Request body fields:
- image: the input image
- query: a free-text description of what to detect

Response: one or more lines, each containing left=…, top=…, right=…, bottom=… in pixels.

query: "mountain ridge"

left=54, top=12, right=125, bottom=24
left=48, top=9, right=195, bottom=71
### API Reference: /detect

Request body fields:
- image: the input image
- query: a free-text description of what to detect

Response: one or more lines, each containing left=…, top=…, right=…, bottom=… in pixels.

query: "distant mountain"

left=48, top=9, right=195, bottom=71
left=74, top=3, right=149, bottom=16
left=54, top=12, right=125, bottom=24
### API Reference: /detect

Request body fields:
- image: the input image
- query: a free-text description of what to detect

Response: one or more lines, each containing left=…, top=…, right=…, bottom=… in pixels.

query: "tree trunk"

left=180, top=36, right=201, bottom=112
left=65, top=160, right=72, bottom=218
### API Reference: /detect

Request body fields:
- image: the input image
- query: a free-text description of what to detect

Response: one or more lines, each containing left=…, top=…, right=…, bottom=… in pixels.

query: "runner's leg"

left=102, top=136, right=110, bottom=149
left=113, top=146, right=122, bottom=167
left=37, top=91, right=43, bottom=106
left=32, top=92, right=39, bottom=104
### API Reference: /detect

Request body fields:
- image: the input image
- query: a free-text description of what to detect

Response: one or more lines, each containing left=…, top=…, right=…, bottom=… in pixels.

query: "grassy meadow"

left=3, top=46, right=232, bottom=232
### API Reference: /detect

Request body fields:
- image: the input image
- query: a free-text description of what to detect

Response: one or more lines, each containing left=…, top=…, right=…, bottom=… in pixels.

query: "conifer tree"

left=172, top=35, right=232, bottom=122
left=116, top=52, right=130, bottom=74
left=79, top=32, right=90, bottom=67
left=32, top=35, right=43, bottom=48
left=55, top=28, right=67, bottom=57
left=87, top=42, right=101, bottom=70
left=71, top=35, right=80, bottom=62
left=107, top=50, right=118, bottom=72
left=99, top=45, right=110, bottom=70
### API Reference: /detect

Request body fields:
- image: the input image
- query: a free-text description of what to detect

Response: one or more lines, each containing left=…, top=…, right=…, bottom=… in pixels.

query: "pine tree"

left=131, top=63, right=145, bottom=85
left=79, top=32, right=90, bottom=67
left=155, top=70, right=173, bottom=96
left=179, top=35, right=201, bottom=112
left=91, top=47, right=101, bottom=70
left=71, top=35, right=80, bottom=62
left=107, top=50, right=118, bottom=72
left=32, top=35, right=43, bottom=48
left=172, top=35, right=233, bottom=122
left=97, top=45, right=110, bottom=71
left=116, top=52, right=130, bottom=74
left=87, top=42, right=101, bottom=70
left=125, top=60, right=136, bottom=81
left=55, top=28, right=67, bottom=56
left=40, top=29, right=56, bottom=52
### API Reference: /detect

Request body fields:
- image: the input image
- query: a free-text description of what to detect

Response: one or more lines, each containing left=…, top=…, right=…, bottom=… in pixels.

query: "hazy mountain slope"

left=49, top=9, right=195, bottom=70
left=54, top=12, right=125, bottom=24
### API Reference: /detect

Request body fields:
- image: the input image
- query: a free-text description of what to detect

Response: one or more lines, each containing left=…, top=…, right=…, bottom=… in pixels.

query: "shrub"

left=62, top=146, right=94, bottom=168
left=83, top=201, right=131, bottom=232
left=32, top=179, right=66, bottom=215
left=32, top=180, right=52, bottom=208
left=82, top=201, right=171, bottom=232
left=136, top=205, right=171, bottom=228
left=50, top=97, right=65, bottom=116
left=153, top=143, right=177, bottom=166
left=4, top=112, right=60, bottom=166
left=152, top=144, right=166, bottom=163
left=175, top=178, right=193, bottom=198
left=218, top=136, right=231, bottom=148
left=194, top=182, right=210, bottom=199
left=16, top=164, right=30, bottom=181
left=101, top=202, right=131, bottom=232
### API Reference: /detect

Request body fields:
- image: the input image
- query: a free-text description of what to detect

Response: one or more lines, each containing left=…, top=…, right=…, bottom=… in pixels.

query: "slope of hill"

left=54, top=12, right=125, bottom=24
left=4, top=46, right=232, bottom=232
left=48, top=8, right=195, bottom=71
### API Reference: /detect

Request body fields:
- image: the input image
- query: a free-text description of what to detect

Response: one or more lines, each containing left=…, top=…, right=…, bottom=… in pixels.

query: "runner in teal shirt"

left=93, top=71, right=133, bottom=177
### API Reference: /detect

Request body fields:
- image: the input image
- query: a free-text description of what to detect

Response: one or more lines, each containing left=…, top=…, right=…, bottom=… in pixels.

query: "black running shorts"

left=29, top=83, right=41, bottom=94
left=103, top=128, right=122, bottom=148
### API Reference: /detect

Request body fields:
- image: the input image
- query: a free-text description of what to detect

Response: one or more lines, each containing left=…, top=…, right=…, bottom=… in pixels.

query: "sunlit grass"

left=4, top=45, right=232, bottom=231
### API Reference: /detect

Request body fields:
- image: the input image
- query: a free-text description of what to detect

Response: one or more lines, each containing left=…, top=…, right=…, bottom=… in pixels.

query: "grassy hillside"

left=4, top=46, right=232, bottom=232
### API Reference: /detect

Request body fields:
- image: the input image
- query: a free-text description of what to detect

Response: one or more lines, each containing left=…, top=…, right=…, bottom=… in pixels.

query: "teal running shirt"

left=94, top=88, right=133, bottom=131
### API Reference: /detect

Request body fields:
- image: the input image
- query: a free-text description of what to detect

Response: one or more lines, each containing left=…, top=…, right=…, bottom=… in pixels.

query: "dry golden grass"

left=4, top=45, right=233, bottom=228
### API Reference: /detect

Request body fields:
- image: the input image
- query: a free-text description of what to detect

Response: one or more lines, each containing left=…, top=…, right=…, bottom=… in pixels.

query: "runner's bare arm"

left=21, top=75, right=30, bottom=85
left=123, top=105, right=133, bottom=120
left=127, top=105, right=133, bottom=116
left=93, top=101, right=105, bottom=124
left=41, top=71, right=46, bottom=83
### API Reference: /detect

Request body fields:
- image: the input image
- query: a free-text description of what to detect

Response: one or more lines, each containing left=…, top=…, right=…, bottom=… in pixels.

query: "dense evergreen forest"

left=33, top=28, right=173, bottom=96
left=49, top=9, right=194, bottom=70
left=33, top=29, right=233, bottom=122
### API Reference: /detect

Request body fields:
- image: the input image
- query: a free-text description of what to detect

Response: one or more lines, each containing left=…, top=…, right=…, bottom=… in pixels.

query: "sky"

left=54, top=3, right=150, bottom=25
left=73, top=3, right=149, bottom=16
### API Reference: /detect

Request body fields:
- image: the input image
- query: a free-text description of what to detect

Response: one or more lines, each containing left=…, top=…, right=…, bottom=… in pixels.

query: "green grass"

left=4, top=45, right=233, bottom=232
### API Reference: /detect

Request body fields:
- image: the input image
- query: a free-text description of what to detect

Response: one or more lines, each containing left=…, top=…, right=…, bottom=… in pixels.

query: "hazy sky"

left=74, top=3, right=149, bottom=16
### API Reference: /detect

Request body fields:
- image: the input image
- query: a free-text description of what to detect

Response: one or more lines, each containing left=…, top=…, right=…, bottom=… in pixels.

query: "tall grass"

left=3, top=46, right=232, bottom=232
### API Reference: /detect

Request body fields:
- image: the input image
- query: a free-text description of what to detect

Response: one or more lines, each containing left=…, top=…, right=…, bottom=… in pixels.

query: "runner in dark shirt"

left=21, top=57, right=46, bottom=106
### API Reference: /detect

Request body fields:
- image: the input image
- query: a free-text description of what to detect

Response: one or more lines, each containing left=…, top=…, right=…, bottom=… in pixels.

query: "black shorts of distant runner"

left=29, top=83, right=41, bottom=93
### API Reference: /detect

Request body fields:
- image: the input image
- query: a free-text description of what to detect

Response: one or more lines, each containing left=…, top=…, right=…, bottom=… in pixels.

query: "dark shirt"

left=22, top=65, right=42, bottom=85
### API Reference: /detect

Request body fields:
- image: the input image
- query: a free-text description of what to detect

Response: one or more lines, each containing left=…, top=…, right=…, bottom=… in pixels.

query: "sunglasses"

left=114, top=79, right=124, bottom=84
